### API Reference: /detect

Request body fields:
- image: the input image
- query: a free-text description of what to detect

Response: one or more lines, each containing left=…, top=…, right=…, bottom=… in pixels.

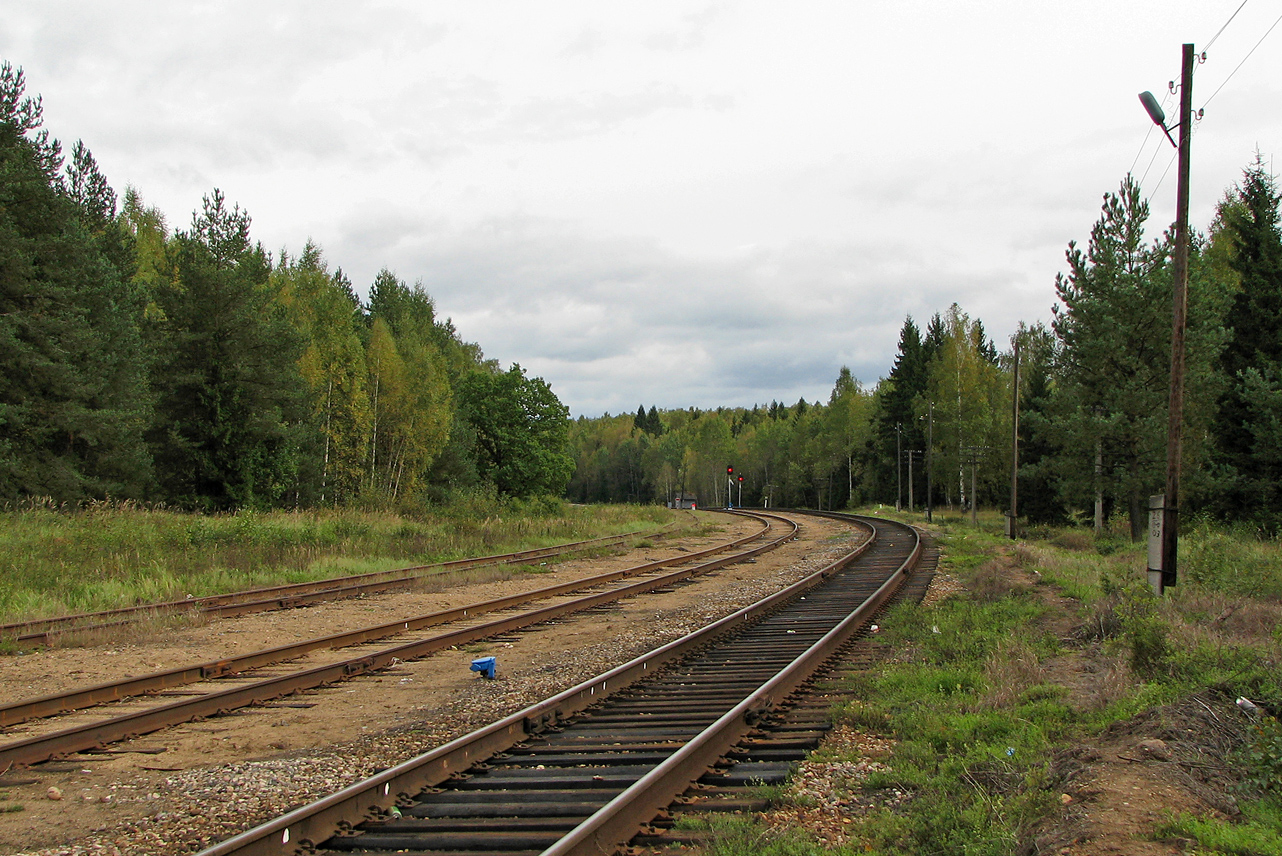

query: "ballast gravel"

left=9, top=525, right=870, bottom=856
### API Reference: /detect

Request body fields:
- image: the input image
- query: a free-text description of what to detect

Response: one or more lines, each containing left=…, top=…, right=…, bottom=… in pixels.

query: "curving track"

left=196, top=511, right=923, bottom=856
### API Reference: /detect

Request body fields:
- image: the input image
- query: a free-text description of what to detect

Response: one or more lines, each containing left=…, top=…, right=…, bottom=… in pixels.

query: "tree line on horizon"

left=6, top=60, right=1282, bottom=535
left=0, top=63, right=574, bottom=511
left=569, top=160, right=1282, bottom=538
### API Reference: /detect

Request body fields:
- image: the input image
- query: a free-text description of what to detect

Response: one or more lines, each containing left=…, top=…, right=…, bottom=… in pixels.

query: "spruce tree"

left=1212, top=157, right=1282, bottom=525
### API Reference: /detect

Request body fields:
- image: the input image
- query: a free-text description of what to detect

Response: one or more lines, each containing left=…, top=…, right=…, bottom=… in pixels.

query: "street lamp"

left=1139, top=42, right=1195, bottom=595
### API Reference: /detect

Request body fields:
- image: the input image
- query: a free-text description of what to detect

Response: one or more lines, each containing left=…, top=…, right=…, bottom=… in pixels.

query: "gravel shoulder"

left=0, top=511, right=865, bottom=856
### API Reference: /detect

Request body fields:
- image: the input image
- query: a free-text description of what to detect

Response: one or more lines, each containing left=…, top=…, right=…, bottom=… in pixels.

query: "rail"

left=195, top=512, right=919, bottom=856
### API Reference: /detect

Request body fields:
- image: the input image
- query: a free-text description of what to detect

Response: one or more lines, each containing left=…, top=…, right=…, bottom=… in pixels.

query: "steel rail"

left=0, top=514, right=772, bottom=730
left=546, top=513, right=920, bottom=856
left=0, top=519, right=690, bottom=645
left=194, top=512, right=911, bottom=856
left=0, top=513, right=798, bottom=769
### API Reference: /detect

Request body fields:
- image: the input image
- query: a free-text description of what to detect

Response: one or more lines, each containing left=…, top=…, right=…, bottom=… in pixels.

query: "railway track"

left=196, top=511, right=923, bottom=856
left=0, top=519, right=693, bottom=646
left=0, top=511, right=796, bottom=769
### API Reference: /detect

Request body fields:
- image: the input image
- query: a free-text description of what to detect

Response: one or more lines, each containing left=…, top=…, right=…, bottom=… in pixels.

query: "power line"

left=1149, top=114, right=1205, bottom=201
left=1130, top=125, right=1159, bottom=177
left=1149, top=149, right=1179, bottom=199
left=1139, top=140, right=1168, bottom=188
left=1130, top=2, right=1266, bottom=202
left=1201, top=10, right=1282, bottom=109
left=1203, top=0, right=1250, bottom=53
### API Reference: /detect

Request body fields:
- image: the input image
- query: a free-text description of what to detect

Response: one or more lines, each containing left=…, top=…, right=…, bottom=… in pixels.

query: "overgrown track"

left=0, top=512, right=794, bottom=769
left=0, top=520, right=694, bottom=646
left=197, top=511, right=922, bottom=856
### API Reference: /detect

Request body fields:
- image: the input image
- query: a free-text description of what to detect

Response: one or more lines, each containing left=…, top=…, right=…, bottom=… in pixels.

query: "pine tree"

left=149, top=191, right=306, bottom=509
left=0, top=63, right=152, bottom=500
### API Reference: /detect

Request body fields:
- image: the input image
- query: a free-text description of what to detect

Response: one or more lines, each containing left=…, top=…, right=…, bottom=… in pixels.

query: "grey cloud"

left=364, top=215, right=987, bottom=414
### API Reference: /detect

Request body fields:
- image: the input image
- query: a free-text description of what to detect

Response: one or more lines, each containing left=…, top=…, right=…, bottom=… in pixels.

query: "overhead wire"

left=1150, top=108, right=1208, bottom=201
left=1134, top=0, right=1270, bottom=203
left=1202, top=0, right=1250, bottom=53
left=1200, top=10, right=1282, bottom=109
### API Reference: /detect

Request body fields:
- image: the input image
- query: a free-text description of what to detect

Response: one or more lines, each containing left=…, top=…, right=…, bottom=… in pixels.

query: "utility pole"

left=1159, top=43, right=1194, bottom=595
left=925, top=401, right=933, bottom=523
left=1009, top=335, right=1020, bottom=539
left=963, top=445, right=989, bottom=527
left=906, top=450, right=921, bottom=512
left=895, top=424, right=903, bottom=512
left=1139, top=44, right=1195, bottom=594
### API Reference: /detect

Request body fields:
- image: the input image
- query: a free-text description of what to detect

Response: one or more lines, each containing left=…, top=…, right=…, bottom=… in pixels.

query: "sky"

left=3, top=2, right=1281, bottom=417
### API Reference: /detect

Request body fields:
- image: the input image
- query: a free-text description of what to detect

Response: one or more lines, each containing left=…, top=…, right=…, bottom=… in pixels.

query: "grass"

left=684, top=506, right=1282, bottom=855
left=0, top=498, right=683, bottom=629
left=1156, top=807, right=1282, bottom=855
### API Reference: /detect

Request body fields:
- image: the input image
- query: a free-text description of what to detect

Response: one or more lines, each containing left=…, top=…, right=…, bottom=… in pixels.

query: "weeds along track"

left=197, top=512, right=922, bottom=856
left=0, top=512, right=794, bottom=769
left=0, top=519, right=697, bottom=647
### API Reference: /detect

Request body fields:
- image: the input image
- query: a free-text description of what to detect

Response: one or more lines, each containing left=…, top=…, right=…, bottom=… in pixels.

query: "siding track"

left=0, top=520, right=693, bottom=646
left=197, top=511, right=923, bottom=856
left=0, top=513, right=792, bottom=770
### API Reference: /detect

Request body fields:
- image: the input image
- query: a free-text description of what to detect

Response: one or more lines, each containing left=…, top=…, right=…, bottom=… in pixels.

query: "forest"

left=0, top=63, right=575, bottom=511
left=567, top=162, right=1282, bottom=540
left=5, top=58, right=1282, bottom=541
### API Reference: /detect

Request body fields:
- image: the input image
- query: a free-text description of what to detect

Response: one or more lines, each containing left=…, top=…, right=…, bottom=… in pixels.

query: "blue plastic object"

left=470, top=656, right=497, bottom=679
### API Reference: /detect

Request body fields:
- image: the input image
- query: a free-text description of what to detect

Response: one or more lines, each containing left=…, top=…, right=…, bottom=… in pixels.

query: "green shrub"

left=1246, top=716, right=1282, bottom=795
left=1114, top=585, right=1170, bottom=676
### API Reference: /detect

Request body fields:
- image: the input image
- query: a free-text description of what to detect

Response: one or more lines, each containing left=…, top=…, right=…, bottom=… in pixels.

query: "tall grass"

left=0, top=498, right=677, bottom=623
left=686, top=509, right=1282, bottom=855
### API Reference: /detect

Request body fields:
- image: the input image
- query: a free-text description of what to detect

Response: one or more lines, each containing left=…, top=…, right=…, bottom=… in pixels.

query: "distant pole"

left=895, top=424, right=903, bottom=512
left=1094, top=438, right=1104, bottom=535
left=1009, top=335, right=1020, bottom=539
left=907, top=451, right=918, bottom=512
left=1161, top=43, right=1195, bottom=594
left=970, top=451, right=978, bottom=527
left=926, top=401, right=934, bottom=523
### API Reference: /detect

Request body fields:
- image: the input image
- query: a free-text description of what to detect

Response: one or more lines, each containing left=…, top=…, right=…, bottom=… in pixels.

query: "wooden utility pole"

left=926, top=401, right=934, bottom=523
left=895, top=424, right=903, bottom=512
left=907, top=450, right=921, bottom=512
left=1009, top=335, right=1020, bottom=539
left=1160, top=43, right=1195, bottom=594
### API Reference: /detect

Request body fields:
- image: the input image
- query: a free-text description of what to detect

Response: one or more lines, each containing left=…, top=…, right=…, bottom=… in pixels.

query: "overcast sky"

left=4, top=2, right=1280, bottom=416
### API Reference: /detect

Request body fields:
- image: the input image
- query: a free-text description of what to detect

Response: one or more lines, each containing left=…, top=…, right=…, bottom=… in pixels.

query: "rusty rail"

left=0, top=512, right=796, bottom=769
left=195, top=512, right=917, bottom=856
left=0, top=519, right=689, bottom=645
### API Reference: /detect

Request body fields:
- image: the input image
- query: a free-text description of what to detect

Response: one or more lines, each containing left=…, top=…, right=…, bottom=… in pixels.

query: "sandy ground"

left=0, top=511, right=864, bottom=854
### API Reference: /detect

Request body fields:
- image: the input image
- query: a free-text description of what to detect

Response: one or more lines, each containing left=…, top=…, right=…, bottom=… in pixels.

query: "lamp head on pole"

left=1139, top=91, right=1178, bottom=149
